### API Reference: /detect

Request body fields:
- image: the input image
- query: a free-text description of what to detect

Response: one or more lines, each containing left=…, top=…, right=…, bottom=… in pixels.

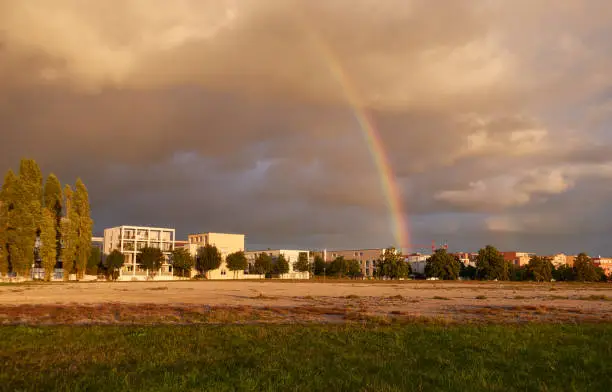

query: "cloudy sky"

left=1, top=0, right=612, bottom=254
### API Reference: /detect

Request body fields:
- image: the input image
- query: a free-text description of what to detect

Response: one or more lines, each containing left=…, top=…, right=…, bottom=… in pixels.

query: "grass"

left=1, top=324, right=612, bottom=391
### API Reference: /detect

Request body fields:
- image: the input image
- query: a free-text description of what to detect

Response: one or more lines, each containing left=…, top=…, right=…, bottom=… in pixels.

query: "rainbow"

left=299, top=19, right=411, bottom=252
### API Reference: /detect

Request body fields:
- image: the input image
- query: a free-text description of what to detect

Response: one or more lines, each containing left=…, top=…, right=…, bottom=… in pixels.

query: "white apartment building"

left=103, top=225, right=175, bottom=280
left=245, top=249, right=311, bottom=279
left=180, top=232, right=245, bottom=279
left=405, top=253, right=430, bottom=275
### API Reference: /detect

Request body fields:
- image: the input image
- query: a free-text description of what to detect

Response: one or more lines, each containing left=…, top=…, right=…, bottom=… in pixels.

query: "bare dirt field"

left=1, top=280, right=612, bottom=325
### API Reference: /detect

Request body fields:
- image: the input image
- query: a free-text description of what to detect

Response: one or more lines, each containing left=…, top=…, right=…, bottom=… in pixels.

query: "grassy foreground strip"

left=1, top=324, right=611, bottom=391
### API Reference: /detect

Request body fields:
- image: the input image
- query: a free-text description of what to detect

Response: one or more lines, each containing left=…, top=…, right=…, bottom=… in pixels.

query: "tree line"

left=0, top=159, right=93, bottom=280
left=424, top=245, right=608, bottom=282
left=102, top=245, right=315, bottom=280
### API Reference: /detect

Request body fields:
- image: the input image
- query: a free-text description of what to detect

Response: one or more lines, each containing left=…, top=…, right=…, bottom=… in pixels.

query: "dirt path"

left=1, top=281, right=611, bottom=324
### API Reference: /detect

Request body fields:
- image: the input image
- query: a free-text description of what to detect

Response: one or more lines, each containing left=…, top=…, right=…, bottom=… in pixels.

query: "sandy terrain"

left=1, top=280, right=612, bottom=324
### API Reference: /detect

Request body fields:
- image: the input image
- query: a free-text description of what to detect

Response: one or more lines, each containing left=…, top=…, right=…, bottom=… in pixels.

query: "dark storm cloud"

left=2, top=0, right=612, bottom=253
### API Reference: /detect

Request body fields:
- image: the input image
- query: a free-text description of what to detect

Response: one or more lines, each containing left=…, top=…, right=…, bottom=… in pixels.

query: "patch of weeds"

left=514, top=296, right=526, bottom=300
left=303, top=295, right=314, bottom=300
left=475, top=295, right=487, bottom=300
left=345, top=294, right=360, bottom=299
left=146, top=287, right=168, bottom=291
left=387, top=295, right=404, bottom=300
left=549, top=287, right=558, bottom=291
left=433, top=296, right=450, bottom=300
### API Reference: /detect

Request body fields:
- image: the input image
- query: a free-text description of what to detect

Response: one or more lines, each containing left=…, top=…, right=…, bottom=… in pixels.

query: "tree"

left=425, top=248, right=460, bottom=280
left=274, top=254, right=290, bottom=276
left=526, top=256, right=553, bottom=282
left=87, top=246, right=101, bottom=276
left=459, top=263, right=477, bottom=280
left=44, top=173, right=63, bottom=267
left=104, top=250, right=125, bottom=281
left=61, top=185, right=77, bottom=279
left=226, top=251, right=248, bottom=279
left=73, top=178, right=93, bottom=279
left=13, top=159, right=43, bottom=277
left=328, top=256, right=348, bottom=277
left=509, top=264, right=528, bottom=281
left=476, top=245, right=509, bottom=280
left=375, top=248, right=410, bottom=279
left=196, top=244, right=222, bottom=278
left=347, top=259, right=363, bottom=279
left=313, top=255, right=326, bottom=276
left=0, top=170, right=17, bottom=275
left=293, top=252, right=310, bottom=274
left=138, top=247, right=165, bottom=278
left=254, top=252, right=273, bottom=275
left=39, top=208, right=57, bottom=281
left=553, top=264, right=575, bottom=281
left=573, top=253, right=600, bottom=282
left=171, top=248, right=194, bottom=278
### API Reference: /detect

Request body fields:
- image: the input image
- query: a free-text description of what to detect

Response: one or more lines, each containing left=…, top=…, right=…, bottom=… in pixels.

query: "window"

left=221, top=270, right=227, bottom=276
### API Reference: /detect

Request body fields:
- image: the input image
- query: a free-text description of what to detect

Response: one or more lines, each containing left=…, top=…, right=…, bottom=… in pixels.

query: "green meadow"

left=1, top=324, right=611, bottom=391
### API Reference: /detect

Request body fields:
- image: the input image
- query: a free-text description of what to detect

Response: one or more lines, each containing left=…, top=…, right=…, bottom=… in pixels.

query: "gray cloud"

left=1, top=0, right=612, bottom=254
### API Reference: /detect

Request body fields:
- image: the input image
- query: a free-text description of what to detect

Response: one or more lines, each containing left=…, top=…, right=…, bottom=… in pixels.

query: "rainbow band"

left=298, top=16, right=411, bottom=251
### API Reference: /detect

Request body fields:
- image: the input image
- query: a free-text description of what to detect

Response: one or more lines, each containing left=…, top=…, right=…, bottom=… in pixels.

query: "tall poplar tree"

left=44, top=173, right=63, bottom=267
left=73, top=178, right=93, bottom=279
left=0, top=170, right=17, bottom=275
left=13, top=159, right=42, bottom=277
left=39, top=208, right=57, bottom=281
left=61, top=184, right=77, bottom=279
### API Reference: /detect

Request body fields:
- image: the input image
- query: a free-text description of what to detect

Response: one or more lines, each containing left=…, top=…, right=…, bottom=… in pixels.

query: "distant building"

left=323, top=249, right=389, bottom=278
left=547, top=253, right=572, bottom=267
left=405, top=253, right=430, bottom=275
left=180, top=233, right=245, bottom=279
left=593, top=257, right=612, bottom=276
left=502, top=251, right=534, bottom=267
left=91, top=236, right=104, bottom=252
left=103, top=225, right=175, bottom=280
left=453, top=252, right=477, bottom=267
left=244, top=249, right=311, bottom=279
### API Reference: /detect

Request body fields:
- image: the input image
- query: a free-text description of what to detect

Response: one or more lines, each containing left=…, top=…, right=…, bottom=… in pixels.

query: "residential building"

left=405, top=253, right=430, bottom=275
left=323, top=248, right=388, bottom=278
left=593, top=257, right=612, bottom=276
left=91, top=237, right=104, bottom=252
left=502, top=251, right=534, bottom=267
left=453, top=252, right=477, bottom=267
left=103, top=225, right=175, bottom=280
left=180, top=233, right=245, bottom=279
left=244, top=249, right=311, bottom=279
left=548, top=253, right=571, bottom=267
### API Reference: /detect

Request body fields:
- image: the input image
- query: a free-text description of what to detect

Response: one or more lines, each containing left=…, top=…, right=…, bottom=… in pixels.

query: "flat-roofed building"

left=180, top=233, right=245, bottom=279
left=405, top=253, right=430, bottom=275
left=502, top=251, right=534, bottom=267
left=593, top=257, right=612, bottom=277
left=103, top=225, right=175, bottom=280
left=324, top=249, right=389, bottom=278
left=244, top=249, right=311, bottom=279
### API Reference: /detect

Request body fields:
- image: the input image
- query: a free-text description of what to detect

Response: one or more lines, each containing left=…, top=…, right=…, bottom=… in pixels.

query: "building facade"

left=245, top=249, right=311, bottom=279
left=323, top=249, right=387, bottom=278
left=103, top=225, right=175, bottom=280
left=593, top=257, right=612, bottom=276
left=405, top=253, right=430, bottom=275
left=181, top=233, right=245, bottom=279
left=502, top=251, right=534, bottom=267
